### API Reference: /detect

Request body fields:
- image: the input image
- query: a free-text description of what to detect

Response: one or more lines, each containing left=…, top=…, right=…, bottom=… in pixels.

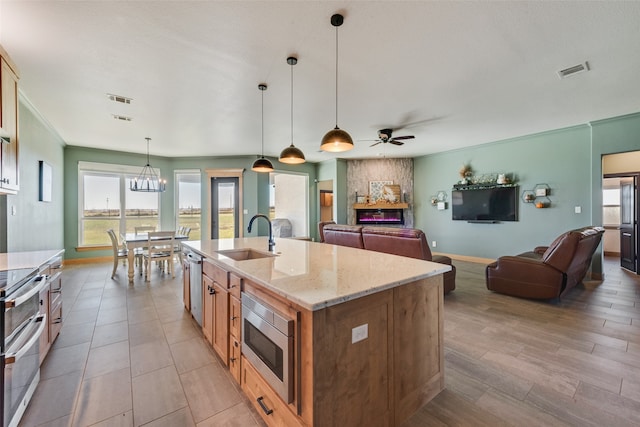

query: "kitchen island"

left=182, top=237, right=448, bottom=426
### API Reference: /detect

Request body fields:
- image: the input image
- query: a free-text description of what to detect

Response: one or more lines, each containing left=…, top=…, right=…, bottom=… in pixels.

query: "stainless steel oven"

left=241, top=293, right=294, bottom=403
left=2, top=269, right=48, bottom=427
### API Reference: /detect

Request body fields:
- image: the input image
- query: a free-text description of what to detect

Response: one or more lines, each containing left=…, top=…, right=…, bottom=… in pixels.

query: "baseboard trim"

left=65, top=256, right=111, bottom=265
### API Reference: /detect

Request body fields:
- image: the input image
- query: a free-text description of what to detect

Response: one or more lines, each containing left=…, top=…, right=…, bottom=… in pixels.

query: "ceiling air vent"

left=107, top=93, right=132, bottom=104
left=557, top=62, right=589, bottom=79
left=112, top=114, right=132, bottom=122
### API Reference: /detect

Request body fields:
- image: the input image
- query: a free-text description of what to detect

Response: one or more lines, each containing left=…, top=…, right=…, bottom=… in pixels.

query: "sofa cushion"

left=323, top=224, right=364, bottom=248
left=361, top=226, right=432, bottom=260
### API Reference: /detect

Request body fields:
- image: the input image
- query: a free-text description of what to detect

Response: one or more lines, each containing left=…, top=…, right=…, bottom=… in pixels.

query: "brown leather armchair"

left=486, top=226, right=604, bottom=299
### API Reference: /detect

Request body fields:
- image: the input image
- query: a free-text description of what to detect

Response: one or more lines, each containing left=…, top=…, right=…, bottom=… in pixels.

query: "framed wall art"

left=369, top=180, right=393, bottom=202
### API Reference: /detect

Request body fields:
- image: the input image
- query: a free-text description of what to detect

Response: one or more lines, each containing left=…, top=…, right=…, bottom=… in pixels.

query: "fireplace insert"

left=355, top=208, right=404, bottom=225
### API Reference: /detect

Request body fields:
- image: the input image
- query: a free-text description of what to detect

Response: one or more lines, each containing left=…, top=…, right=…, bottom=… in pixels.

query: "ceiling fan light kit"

left=280, top=56, right=306, bottom=164
left=320, top=13, right=353, bottom=153
left=252, top=83, right=274, bottom=173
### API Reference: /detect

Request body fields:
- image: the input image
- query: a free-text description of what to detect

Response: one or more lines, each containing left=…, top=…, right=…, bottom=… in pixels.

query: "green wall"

left=63, top=148, right=317, bottom=260
left=415, top=125, right=594, bottom=260
left=3, top=97, right=65, bottom=252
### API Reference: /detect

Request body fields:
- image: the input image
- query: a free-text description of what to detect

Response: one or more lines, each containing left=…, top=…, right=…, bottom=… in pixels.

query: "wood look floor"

left=19, top=257, right=640, bottom=426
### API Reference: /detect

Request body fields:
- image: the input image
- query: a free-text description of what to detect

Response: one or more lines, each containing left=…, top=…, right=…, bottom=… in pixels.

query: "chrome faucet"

left=247, top=214, right=275, bottom=252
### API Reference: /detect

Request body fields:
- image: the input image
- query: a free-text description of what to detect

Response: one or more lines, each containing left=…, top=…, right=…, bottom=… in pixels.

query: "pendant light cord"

left=335, top=24, right=339, bottom=128
left=261, top=87, right=265, bottom=156
left=291, top=59, right=294, bottom=145
left=145, top=137, right=151, bottom=165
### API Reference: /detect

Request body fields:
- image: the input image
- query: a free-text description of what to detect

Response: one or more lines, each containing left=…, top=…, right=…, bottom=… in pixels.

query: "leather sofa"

left=486, top=226, right=604, bottom=299
left=321, top=223, right=456, bottom=294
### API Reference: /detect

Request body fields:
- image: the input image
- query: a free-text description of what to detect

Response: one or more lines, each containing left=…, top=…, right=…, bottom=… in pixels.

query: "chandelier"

left=130, top=137, right=166, bottom=192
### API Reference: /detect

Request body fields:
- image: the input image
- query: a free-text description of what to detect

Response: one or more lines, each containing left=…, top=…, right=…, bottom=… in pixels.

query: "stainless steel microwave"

left=241, top=292, right=294, bottom=403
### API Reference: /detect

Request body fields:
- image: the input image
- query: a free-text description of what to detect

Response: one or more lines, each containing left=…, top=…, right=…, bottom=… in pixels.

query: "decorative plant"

left=459, top=163, right=473, bottom=183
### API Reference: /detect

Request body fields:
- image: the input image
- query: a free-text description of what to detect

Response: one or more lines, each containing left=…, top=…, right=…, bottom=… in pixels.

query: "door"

left=620, top=176, right=637, bottom=272
left=211, top=177, right=239, bottom=239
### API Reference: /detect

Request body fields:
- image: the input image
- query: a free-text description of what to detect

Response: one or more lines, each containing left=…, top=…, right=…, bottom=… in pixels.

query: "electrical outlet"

left=351, top=324, right=368, bottom=344
left=575, top=206, right=582, bottom=214
left=432, top=241, right=437, bottom=248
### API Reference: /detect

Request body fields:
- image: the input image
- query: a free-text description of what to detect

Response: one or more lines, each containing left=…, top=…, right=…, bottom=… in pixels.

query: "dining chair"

left=107, top=229, right=128, bottom=279
left=143, top=231, right=176, bottom=282
left=133, top=226, right=156, bottom=270
left=135, top=225, right=156, bottom=234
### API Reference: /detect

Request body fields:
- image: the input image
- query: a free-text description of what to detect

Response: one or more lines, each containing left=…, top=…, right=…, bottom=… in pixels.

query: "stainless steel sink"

left=216, top=248, right=277, bottom=261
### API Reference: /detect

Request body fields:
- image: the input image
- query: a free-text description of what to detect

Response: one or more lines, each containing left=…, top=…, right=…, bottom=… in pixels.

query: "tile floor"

left=19, top=260, right=265, bottom=427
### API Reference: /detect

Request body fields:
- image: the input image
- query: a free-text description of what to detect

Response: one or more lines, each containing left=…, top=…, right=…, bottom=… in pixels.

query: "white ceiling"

left=2, top=1, right=640, bottom=163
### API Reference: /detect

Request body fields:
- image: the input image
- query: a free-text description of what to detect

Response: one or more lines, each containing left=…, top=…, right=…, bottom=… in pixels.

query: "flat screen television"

left=452, top=186, right=518, bottom=222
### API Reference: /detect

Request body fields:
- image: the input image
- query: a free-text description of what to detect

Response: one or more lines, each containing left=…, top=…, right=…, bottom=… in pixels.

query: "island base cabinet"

left=242, top=356, right=304, bottom=427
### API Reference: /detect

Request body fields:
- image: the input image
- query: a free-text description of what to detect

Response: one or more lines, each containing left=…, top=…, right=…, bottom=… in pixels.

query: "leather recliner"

left=486, top=226, right=604, bottom=299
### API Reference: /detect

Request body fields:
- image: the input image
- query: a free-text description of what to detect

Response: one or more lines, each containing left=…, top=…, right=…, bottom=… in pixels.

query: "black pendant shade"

left=252, top=83, right=274, bottom=173
left=279, top=56, right=306, bottom=164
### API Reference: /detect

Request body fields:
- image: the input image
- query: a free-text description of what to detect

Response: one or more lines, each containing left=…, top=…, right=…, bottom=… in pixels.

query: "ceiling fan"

left=369, top=128, right=415, bottom=147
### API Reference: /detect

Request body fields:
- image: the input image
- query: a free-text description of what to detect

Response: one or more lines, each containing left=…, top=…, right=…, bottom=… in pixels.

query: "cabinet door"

left=212, top=281, right=229, bottom=365
left=229, top=337, right=241, bottom=383
left=183, top=259, right=191, bottom=311
left=229, top=295, right=241, bottom=341
left=202, top=274, right=215, bottom=345
left=0, top=57, right=19, bottom=193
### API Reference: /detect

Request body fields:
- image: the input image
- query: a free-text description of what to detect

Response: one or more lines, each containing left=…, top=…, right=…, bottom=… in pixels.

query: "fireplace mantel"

left=353, top=203, right=409, bottom=209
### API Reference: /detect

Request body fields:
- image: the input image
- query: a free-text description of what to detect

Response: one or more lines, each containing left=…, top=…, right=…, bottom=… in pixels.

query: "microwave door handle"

left=4, top=274, right=48, bottom=309
left=4, top=314, right=47, bottom=365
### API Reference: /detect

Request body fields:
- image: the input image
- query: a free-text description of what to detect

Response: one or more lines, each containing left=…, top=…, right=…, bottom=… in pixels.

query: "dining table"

left=122, top=232, right=188, bottom=284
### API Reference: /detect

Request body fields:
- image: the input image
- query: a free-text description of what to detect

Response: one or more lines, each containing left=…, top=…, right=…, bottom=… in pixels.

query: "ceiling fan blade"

left=392, top=135, right=415, bottom=140
left=389, top=140, right=404, bottom=146
left=370, top=141, right=382, bottom=147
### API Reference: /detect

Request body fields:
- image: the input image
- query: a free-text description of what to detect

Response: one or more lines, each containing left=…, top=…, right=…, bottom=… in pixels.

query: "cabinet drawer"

left=50, top=303, right=63, bottom=341
left=242, top=356, right=302, bottom=427
left=229, top=296, right=241, bottom=340
left=203, top=261, right=229, bottom=288
left=229, top=273, right=242, bottom=299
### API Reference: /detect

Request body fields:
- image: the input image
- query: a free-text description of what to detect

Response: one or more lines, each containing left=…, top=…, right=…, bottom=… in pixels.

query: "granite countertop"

left=0, top=249, right=65, bottom=271
left=182, top=238, right=450, bottom=311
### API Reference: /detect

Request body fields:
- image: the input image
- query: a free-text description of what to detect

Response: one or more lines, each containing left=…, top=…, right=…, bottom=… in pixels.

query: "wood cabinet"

left=242, top=355, right=304, bottom=427
left=202, top=260, right=230, bottom=365
left=0, top=45, right=19, bottom=194
left=38, top=255, right=63, bottom=364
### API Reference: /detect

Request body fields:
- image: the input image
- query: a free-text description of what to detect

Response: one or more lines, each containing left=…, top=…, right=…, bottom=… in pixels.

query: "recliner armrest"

left=533, top=246, right=548, bottom=254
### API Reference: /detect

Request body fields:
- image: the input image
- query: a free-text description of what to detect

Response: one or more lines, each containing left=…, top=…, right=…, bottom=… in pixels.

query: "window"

left=175, top=171, right=201, bottom=240
left=603, top=183, right=621, bottom=226
left=79, top=162, right=160, bottom=246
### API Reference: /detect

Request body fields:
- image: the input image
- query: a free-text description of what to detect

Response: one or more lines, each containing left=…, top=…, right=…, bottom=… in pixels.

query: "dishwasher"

left=186, top=251, right=203, bottom=326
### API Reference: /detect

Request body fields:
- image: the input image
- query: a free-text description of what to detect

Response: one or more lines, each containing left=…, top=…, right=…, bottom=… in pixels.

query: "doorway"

left=603, top=173, right=639, bottom=274
left=211, top=177, right=239, bottom=239
left=318, top=180, right=334, bottom=223
left=270, top=172, right=309, bottom=238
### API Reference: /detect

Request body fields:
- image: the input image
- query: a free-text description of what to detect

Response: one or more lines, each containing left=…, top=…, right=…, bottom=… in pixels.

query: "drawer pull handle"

left=53, top=318, right=63, bottom=324
left=230, top=315, right=238, bottom=321
left=257, top=396, right=273, bottom=415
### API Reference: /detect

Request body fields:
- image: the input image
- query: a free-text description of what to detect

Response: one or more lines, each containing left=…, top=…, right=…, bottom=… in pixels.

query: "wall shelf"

left=522, top=183, right=551, bottom=208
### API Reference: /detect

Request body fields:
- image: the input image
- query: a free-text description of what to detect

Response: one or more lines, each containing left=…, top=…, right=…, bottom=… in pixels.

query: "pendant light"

left=279, top=56, right=306, bottom=164
left=320, top=13, right=354, bottom=153
left=252, top=84, right=274, bottom=172
left=130, top=137, right=166, bottom=192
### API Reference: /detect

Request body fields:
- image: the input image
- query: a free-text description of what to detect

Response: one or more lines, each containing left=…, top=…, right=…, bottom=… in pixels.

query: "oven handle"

left=4, top=274, right=48, bottom=309
left=5, top=314, right=46, bottom=365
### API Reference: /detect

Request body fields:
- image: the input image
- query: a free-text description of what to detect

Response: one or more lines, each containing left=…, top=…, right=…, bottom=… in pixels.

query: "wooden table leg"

left=127, top=246, right=135, bottom=284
